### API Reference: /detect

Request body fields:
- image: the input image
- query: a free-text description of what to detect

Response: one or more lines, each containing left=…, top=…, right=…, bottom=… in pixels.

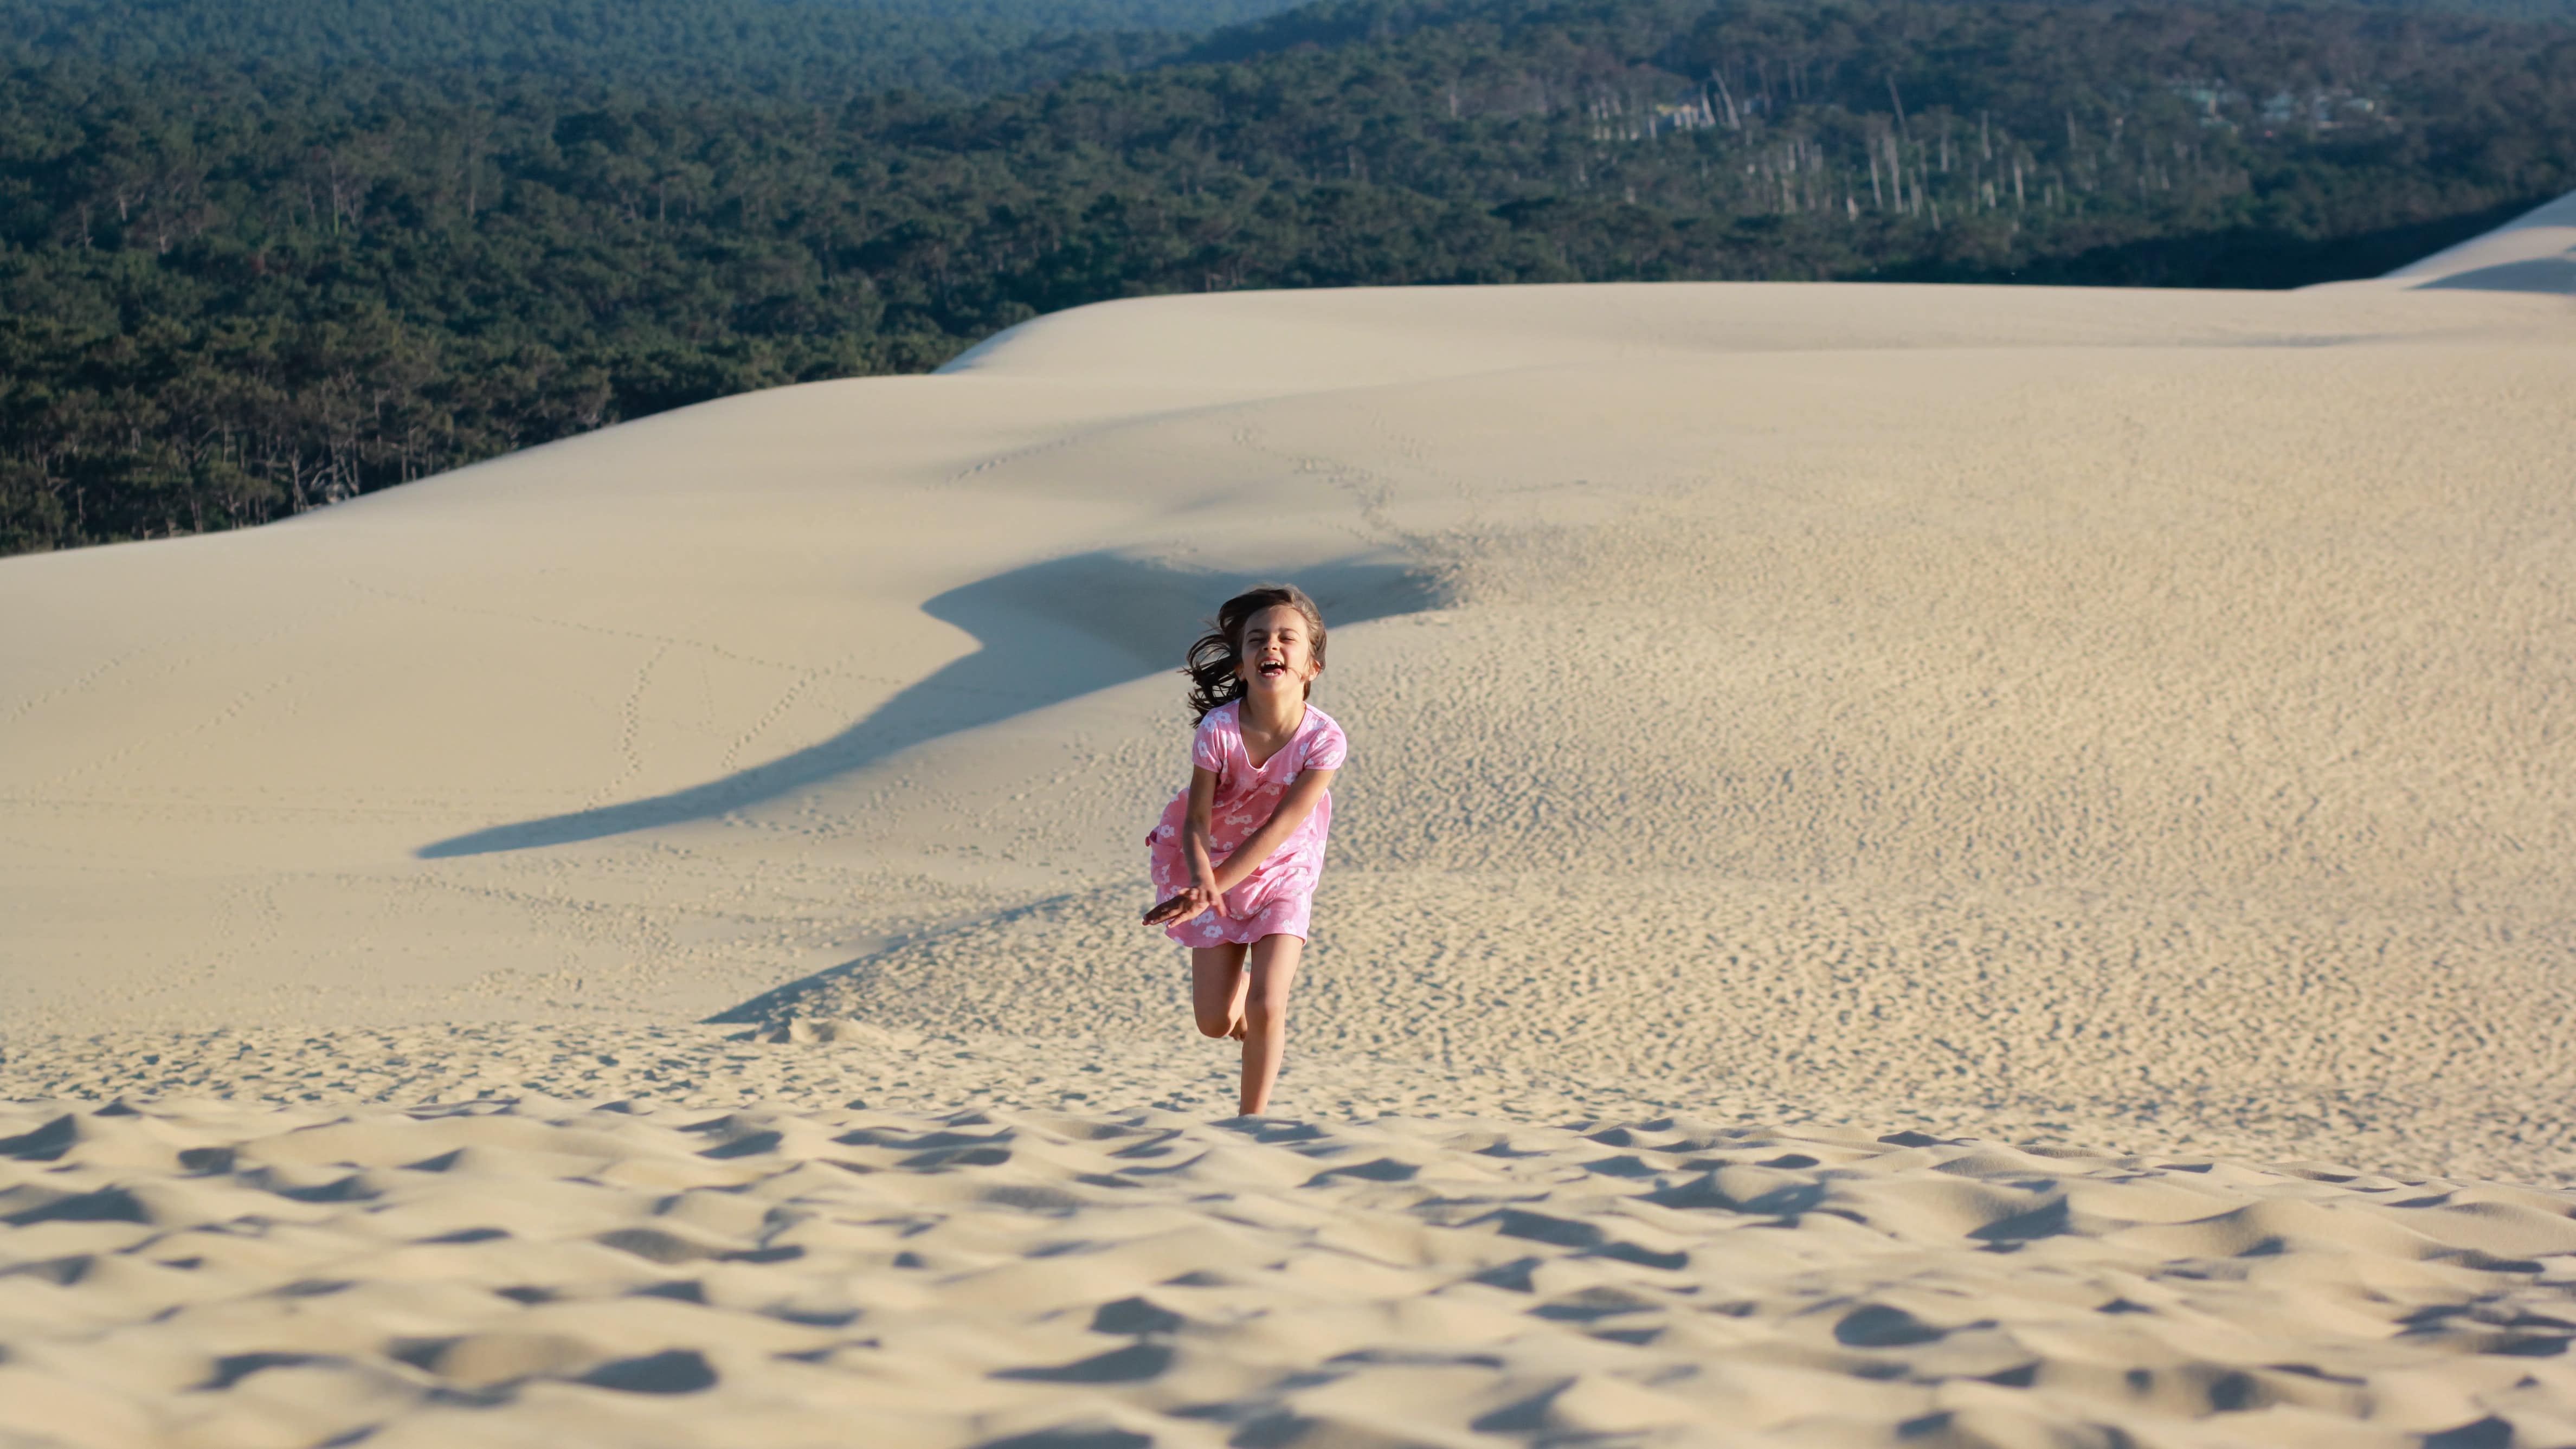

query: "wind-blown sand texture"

left=3, top=195, right=2574, bottom=1445
left=16, top=1092, right=2576, bottom=1449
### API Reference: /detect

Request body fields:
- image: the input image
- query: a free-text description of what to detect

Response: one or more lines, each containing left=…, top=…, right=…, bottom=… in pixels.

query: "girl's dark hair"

left=1183, top=584, right=1327, bottom=722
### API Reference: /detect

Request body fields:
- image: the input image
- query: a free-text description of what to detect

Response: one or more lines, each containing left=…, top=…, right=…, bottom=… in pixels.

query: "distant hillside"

left=3, top=0, right=2571, bottom=555
left=0, top=0, right=1312, bottom=94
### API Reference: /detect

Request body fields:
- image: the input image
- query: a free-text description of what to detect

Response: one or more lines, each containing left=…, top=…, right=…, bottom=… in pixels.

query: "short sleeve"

left=1304, top=715, right=1348, bottom=772
left=1191, top=711, right=1226, bottom=774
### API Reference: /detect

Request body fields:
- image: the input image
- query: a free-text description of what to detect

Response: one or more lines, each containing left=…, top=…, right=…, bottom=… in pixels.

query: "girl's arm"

left=1208, top=767, right=1337, bottom=894
left=1180, top=766, right=1225, bottom=915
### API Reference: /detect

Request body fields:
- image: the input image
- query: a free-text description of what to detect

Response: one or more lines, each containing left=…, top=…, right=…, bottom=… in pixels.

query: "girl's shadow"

left=416, top=552, right=1439, bottom=859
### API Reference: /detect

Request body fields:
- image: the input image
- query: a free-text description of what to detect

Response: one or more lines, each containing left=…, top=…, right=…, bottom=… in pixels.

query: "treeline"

left=3, top=0, right=2572, bottom=555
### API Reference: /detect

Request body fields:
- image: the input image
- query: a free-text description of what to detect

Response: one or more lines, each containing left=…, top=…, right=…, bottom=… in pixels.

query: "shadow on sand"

left=418, top=551, right=1443, bottom=859
left=701, top=886, right=1135, bottom=1029
left=2414, top=255, right=2576, bottom=295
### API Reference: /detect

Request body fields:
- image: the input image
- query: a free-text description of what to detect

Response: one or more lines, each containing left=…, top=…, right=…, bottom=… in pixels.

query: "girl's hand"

left=1144, top=883, right=1227, bottom=926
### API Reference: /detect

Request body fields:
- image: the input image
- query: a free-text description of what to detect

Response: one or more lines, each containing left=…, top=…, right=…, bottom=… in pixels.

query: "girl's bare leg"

left=1190, top=944, right=1250, bottom=1040
left=1238, top=934, right=1304, bottom=1116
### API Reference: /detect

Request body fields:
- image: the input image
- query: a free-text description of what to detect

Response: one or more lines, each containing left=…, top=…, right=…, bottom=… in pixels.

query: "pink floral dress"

left=1147, top=700, right=1348, bottom=945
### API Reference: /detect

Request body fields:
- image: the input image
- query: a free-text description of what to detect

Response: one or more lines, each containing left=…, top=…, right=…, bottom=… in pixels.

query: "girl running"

left=1143, top=584, right=1346, bottom=1116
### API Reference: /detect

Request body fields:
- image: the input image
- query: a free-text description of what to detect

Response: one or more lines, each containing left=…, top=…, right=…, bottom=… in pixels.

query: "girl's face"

left=1237, top=604, right=1320, bottom=697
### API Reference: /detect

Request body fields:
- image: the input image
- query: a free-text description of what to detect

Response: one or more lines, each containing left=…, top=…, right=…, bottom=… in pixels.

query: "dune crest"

left=2377, top=189, right=2576, bottom=295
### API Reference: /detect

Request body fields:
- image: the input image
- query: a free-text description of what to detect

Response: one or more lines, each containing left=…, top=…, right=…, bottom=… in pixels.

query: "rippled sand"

left=13, top=1081, right=2576, bottom=1448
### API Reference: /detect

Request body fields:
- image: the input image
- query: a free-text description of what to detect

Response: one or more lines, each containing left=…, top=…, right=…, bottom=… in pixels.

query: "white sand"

left=4, top=197, right=2574, bottom=1445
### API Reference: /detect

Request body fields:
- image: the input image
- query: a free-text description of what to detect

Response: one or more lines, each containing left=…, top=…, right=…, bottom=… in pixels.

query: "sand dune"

left=4, top=198, right=2576, bottom=1445
left=2379, top=191, right=2576, bottom=296
left=2, top=285, right=2565, bottom=1035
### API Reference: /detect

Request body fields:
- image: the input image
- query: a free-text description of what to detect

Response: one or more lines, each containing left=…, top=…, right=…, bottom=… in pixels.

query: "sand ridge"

left=2378, top=190, right=2576, bottom=295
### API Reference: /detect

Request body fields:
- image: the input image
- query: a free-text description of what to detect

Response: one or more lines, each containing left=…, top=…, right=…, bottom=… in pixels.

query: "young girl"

left=1142, top=584, right=1347, bottom=1117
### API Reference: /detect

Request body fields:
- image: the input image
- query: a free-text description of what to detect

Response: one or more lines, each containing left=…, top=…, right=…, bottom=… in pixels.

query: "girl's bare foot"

left=1227, top=1016, right=1248, bottom=1041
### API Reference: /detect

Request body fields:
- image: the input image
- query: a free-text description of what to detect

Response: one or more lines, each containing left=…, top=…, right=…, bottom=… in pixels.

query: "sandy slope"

left=2379, top=191, right=2576, bottom=295
left=4, top=196, right=2576, bottom=1446
left=0, top=274, right=2564, bottom=1034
